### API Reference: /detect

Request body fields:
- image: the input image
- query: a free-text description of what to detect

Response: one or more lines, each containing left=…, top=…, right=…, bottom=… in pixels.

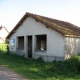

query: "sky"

left=0, top=0, right=80, bottom=32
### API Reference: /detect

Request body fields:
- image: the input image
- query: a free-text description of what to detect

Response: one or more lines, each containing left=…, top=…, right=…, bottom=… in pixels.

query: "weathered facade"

left=65, top=37, right=80, bottom=59
left=6, top=12, right=80, bottom=62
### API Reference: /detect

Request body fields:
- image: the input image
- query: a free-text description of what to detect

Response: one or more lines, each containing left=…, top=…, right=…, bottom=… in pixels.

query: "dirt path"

left=0, top=66, right=27, bottom=80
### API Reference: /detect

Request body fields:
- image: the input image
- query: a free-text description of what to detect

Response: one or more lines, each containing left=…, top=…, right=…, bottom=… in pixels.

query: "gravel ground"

left=0, top=66, right=27, bottom=80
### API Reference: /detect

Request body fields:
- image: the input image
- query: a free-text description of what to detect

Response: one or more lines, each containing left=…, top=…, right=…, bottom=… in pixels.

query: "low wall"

left=33, top=54, right=64, bottom=62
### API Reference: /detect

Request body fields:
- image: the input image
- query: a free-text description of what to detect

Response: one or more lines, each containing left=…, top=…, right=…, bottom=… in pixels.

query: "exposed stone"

left=33, top=54, right=64, bottom=62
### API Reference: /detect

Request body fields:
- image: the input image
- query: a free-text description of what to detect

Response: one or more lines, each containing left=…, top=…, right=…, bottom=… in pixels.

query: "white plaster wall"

left=0, top=28, right=8, bottom=37
left=0, top=27, right=8, bottom=43
left=65, top=37, right=80, bottom=56
left=9, top=17, right=65, bottom=57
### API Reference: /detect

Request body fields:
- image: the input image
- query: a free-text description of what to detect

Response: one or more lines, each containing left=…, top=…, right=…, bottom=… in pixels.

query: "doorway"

left=27, top=36, right=32, bottom=58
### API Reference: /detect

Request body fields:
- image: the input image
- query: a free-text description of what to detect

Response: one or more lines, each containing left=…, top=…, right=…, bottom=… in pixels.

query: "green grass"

left=0, top=43, right=7, bottom=51
left=0, top=44, right=80, bottom=80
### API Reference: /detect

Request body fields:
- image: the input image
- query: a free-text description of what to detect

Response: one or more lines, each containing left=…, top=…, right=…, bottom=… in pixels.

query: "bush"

left=63, top=56, right=80, bottom=73
left=5, top=39, right=9, bottom=44
left=36, top=56, right=44, bottom=63
left=6, top=45, right=10, bottom=55
left=49, top=55, right=80, bottom=74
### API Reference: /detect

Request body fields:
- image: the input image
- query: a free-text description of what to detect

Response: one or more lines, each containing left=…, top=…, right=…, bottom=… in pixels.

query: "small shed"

left=6, top=12, right=80, bottom=62
left=0, top=25, right=9, bottom=43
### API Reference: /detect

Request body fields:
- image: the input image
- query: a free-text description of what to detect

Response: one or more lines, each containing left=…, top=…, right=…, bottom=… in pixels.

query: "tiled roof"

left=6, top=12, right=80, bottom=39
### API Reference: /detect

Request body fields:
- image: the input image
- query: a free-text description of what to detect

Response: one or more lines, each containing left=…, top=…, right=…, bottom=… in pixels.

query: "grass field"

left=0, top=44, right=7, bottom=51
left=0, top=44, right=80, bottom=80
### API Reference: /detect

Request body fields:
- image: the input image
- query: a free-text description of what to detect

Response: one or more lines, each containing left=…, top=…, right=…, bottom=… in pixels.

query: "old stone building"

left=6, top=12, right=80, bottom=62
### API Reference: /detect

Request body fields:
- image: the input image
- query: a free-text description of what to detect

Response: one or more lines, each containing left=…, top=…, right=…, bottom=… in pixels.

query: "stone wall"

left=33, top=54, right=64, bottom=62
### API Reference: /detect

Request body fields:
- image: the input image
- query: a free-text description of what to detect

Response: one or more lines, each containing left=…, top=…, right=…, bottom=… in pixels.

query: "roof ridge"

left=26, top=12, right=80, bottom=29
left=3, top=26, right=9, bottom=33
left=0, top=25, right=9, bottom=33
left=6, top=12, right=80, bottom=39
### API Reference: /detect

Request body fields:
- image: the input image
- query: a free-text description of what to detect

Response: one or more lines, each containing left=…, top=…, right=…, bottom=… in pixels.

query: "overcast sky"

left=0, top=0, right=80, bottom=31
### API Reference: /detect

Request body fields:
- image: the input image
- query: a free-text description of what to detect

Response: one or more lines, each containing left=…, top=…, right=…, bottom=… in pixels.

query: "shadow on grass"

left=0, top=50, right=80, bottom=79
left=15, top=58, right=80, bottom=80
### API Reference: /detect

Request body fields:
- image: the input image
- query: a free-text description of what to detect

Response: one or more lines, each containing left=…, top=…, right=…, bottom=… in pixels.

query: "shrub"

left=36, top=56, right=44, bottom=63
left=48, top=55, right=80, bottom=74
left=6, top=45, right=10, bottom=55
left=63, top=56, right=80, bottom=73
left=5, top=39, right=9, bottom=44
